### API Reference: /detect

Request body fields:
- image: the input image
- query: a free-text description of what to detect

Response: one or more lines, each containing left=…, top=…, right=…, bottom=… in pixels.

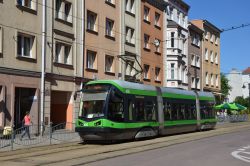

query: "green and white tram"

left=75, top=80, right=216, bottom=141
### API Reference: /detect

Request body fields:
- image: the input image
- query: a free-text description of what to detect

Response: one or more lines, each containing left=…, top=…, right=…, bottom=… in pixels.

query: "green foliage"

left=221, top=73, right=232, bottom=101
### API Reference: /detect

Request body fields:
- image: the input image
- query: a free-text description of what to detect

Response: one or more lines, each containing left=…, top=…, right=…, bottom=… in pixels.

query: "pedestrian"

left=20, top=111, right=32, bottom=140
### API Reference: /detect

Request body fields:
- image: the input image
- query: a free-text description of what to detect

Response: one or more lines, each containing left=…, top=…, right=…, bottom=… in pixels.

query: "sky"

left=184, top=0, right=250, bottom=74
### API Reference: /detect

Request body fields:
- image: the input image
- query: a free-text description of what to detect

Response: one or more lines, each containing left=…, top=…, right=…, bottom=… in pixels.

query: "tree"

left=221, top=73, right=232, bottom=102
left=234, top=96, right=248, bottom=106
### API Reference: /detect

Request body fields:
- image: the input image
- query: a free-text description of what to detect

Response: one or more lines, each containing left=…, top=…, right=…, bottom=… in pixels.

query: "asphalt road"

left=88, top=129, right=250, bottom=166
left=0, top=122, right=250, bottom=166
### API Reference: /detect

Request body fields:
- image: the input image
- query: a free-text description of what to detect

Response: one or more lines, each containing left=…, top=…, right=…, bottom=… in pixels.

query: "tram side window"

left=164, top=102, right=171, bottom=120
left=145, top=100, right=157, bottom=121
left=179, top=104, right=186, bottom=120
left=108, top=90, right=124, bottom=122
left=128, top=99, right=133, bottom=121
left=190, top=104, right=196, bottom=120
left=171, top=103, right=178, bottom=120
left=135, top=98, right=145, bottom=121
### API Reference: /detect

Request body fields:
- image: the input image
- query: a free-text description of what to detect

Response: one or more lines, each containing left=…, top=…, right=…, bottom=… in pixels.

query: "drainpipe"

left=81, top=0, right=85, bottom=90
left=41, top=0, right=46, bottom=133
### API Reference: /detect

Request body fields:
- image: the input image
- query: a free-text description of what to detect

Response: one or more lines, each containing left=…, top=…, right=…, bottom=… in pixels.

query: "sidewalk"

left=1, top=121, right=250, bottom=152
left=0, top=129, right=81, bottom=152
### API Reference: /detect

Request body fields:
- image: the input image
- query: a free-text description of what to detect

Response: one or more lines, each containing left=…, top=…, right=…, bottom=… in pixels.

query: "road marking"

left=232, top=145, right=250, bottom=163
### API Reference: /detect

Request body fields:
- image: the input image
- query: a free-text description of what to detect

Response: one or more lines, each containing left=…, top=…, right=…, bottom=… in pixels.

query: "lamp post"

left=242, top=82, right=250, bottom=110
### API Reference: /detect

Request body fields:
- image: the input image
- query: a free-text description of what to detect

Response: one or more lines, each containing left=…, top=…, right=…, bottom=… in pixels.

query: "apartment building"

left=188, top=22, right=203, bottom=91
left=120, top=0, right=141, bottom=82
left=227, top=67, right=250, bottom=102
left=84, top=0, right=121, bottom=81
left=192, top=20, right=221, bottom=97
left=0, top=0, right=42, bottom=129
left=163, top=0, right=190, bottom=89
left=141, top=0, right=167, bottom=86
left=45, top=0, right=83, bottom=128
left=0, top=0, right=83, bottom=131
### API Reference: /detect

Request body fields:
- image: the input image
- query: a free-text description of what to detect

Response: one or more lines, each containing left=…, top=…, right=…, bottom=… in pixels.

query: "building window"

left=87, top=10, right=98, bottom=32
left=86, top=50, right=97, bottom=69
left=154, top=38, right=160, bottom=53
left=210, top=74, right=214, bottom=86
left=17, top=0, right=37, bottom=10
left=210, top=51, right=214, bottom=63
left=125, top=60, right=134, bottom=76
left=155, top=12, right=160, bottom=27
left=144, top=34, right=150, bottom=49
left=125, top=26, right=135, bottom=45
left=55, top=42, right=72, bottom=65
left=155, top=67, right=160, bottom=81
left=215, top=52, right=218, bottom=64
left=192, top=34, right=200, bottom=47
left=171, top=63, right=175, bottom=79
left=177, top=11, right=181, bottom=24
left=191, top=54, right=195, bottom=66
left=210, top=33, right=214, bottom=43
left=106, top=18, right=115, bottom=38
left=191, top=77, right=195, bottom=89
left=196, top=56, right=200, bottom=68
left=216, top=75, right=219, bottom=87
left=144, top=6, right=150, bottom=22
left=205, top=72, right=209, bottom=85
left=171, top=32, right=175, bottom=48
left=205, top=48, right=208, bottom=61
left=169, top=7, right=173, bottom=20
left=0, top=27, right=2, bottom=55
left=125, top=0, right=135, bottom=15
left=17, top=33, right=35, bottom=58
left=204, top=30, right=208, bottom=40
left=105, top=55, right=114, bottom=73
left=215, top=36, right=219, bottom=45
left=55, top=0, right=72, bottom=23
left=144, top=64, right=150, bottom=79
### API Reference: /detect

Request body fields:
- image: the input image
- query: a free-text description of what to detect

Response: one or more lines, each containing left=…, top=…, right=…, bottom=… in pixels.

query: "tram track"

left=1, top=122, right=250, bottom=166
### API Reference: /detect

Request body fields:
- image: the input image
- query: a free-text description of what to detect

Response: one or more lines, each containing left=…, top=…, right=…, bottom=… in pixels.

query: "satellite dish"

left=154, top=39, right=160, bottom=47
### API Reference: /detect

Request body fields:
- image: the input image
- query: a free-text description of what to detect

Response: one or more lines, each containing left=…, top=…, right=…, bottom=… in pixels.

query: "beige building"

left=191, top=20, right=222, bottom=97
left=0, top=0, right=42, bottom=129
left=0, top=0, right=84, bottom=131
left=121, top=0, right=142, bottom=82
left=45, top=0, right=83, bottom=128
left=84, top=0, right=121, bottom=81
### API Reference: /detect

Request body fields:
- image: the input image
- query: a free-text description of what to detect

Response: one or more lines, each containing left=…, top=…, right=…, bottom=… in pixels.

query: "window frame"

left=54, top=41, right=73, bottom=65
left=87, top=10, right=98, bottom=33
left=86, top=50, right=97, bottom=70
left=105, top=18, right=115, bottom=38
left=143, top=64, right=150, bottom=80
left=16, top=0, right=37, bottom=12
left=55, top=0, right=73, bottom=24
left=105, top=55, right=114, bottom=73
left=16, top=32, right=36, bottom=59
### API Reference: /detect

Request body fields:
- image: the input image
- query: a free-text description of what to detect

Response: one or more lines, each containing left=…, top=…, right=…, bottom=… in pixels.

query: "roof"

left=242, top=67, right=250, bottom=75
left=86, top=80, right=214, bottom=100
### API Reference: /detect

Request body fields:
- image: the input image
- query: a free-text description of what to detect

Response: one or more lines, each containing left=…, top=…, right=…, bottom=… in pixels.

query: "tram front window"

left=80, top=92, right=107, bottom=118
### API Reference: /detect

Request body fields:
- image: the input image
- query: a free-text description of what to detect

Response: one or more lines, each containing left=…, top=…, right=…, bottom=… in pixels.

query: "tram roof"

left=87, top=80, right=214, bottom=100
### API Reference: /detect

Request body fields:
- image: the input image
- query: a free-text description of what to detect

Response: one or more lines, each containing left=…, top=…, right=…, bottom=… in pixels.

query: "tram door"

left=126, top=95, right=135, bottom=122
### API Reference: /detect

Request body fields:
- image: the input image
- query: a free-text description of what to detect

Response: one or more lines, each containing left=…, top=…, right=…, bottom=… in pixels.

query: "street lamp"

left=242, top=82, right=250, bottom=110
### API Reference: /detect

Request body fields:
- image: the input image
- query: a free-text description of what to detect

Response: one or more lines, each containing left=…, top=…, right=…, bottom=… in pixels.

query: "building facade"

left=192, top=20, right=221, bottom=97
left=0, top=0, right=43, bottom=129
left=227, top=67, right=250, bottom=102
left=120, top=0, right=141, bottom=82
left=84, top=0, right=121, bottom=81
left=0, top=0, right=84, bottom=131
left=163, top=0, right=190, bottom=89
left=141, top=0, right=166, bottom=86
left=44, top=0, right=83, bottom=128
left=188, top=22, right=203, bottom=91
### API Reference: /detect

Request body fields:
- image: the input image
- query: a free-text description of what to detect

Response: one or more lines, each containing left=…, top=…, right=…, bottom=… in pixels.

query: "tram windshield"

left=79, top=84, right=110, bottom=119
